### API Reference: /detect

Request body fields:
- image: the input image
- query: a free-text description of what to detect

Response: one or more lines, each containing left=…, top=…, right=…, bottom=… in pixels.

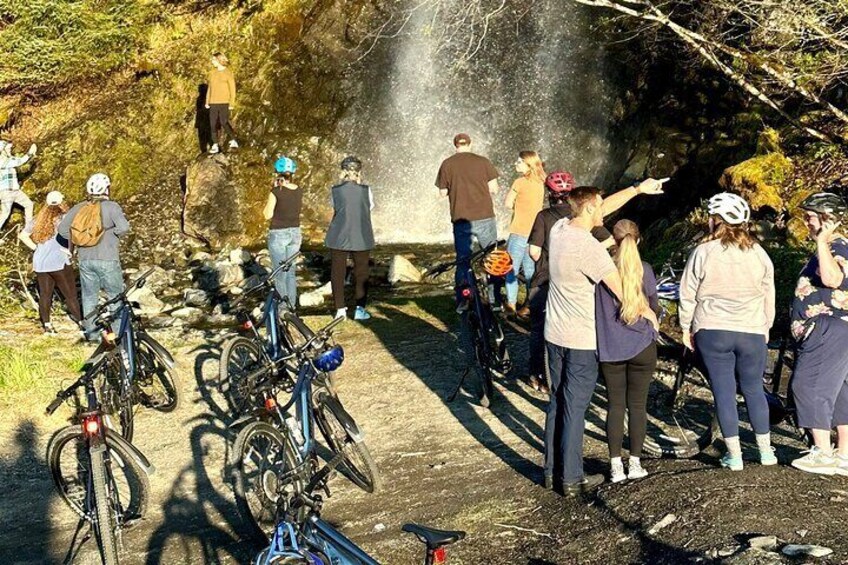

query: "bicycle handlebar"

left=45, top=372, right=88, bottom=415
left=243, top=252, right=301, bottom=297
left=426, top=239, right=507, bottom=277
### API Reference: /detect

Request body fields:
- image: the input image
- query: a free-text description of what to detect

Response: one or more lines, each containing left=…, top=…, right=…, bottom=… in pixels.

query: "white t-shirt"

left=23, top=221, right=70, bottom=273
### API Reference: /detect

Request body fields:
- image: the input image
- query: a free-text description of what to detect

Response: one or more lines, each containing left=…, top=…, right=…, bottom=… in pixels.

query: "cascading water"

left=340, top=1, right=619, bottom=243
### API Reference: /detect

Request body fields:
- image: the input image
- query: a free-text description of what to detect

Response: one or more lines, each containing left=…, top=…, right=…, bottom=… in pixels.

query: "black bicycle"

left=45, top=354, right=153, bottom=564
left=83, top=269, right=180, bottom=441
left=639, top=261, right=803, bottom=458
left=427, top=241, right=511, bottom=408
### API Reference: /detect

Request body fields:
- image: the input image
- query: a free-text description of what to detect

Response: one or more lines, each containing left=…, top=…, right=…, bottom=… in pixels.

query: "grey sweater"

left=679, top=239, right=775, bottom=337
left=58, top=199, right=130, bottom=263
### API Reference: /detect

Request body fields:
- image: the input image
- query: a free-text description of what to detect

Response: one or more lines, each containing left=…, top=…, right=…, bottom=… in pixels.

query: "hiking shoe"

left=610, top=460, right=626, bottom=483
left=228, top=139, right=239, bottom=149
left=354, top=306, right=371, bottom=321
left=209, top=143, right=220, bottom=154
left=334, top=308, right=347, bottom=320
left=759, top=447, right=778, bottom=466
left=563, top=474, right=604, bottom=497
left=791, top=446, right=836, bottom=476
left=42, top=322, right=57, bottom=335
left=836, top=454, right=848, bottom=477
left=720, top=453, right=744, bottom=471
left=628, top=457, right=648, bottom=480
left=528, top=374, right=549, bottom=394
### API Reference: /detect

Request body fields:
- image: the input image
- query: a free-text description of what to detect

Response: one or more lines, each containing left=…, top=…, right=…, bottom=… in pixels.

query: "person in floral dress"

left=790, top=192, right=848, bottom=475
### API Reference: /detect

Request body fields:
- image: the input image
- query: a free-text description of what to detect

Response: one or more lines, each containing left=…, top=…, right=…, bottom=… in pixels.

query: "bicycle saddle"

left=402, top=524, right=466, bottom=549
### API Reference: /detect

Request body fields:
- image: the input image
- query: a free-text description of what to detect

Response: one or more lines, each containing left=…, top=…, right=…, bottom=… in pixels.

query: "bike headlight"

left=315, top=345, right=344, bottom=373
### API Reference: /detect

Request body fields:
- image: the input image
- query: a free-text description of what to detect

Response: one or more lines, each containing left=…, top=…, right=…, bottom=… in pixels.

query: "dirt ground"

left=1, top=293, right=848, bottom=565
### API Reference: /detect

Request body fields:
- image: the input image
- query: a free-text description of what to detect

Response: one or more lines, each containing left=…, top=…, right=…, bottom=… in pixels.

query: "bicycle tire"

left=233, top=421, right=302, bottom=542
left=90, top=444, right=121, bottom=565
left=221, top=336, right=266, bottom=414
left=469, top=311, right=495, bottom=408
left=485, top=311, right=511, bottom=378
left=641, top=342, right=718, bottom=458
left=47, top=426, right=149, bottom=521
left=313, top=392, right=381, bottom=493
left=101, top=356, right=135, bottom=442
left=136, top=341, right=180, bottom=413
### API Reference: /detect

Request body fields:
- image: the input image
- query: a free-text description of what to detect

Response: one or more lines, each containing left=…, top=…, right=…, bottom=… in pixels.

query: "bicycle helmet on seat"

left=799, top=192, right=848, bottom=218
left=315, top=344, right=345, bottom=373
left=274, top=156, right=297, bottom=175
left=545, top=171, right=575, bottom=194
left=86, top=173, right=111, bottom=196
left=482, top=249, right=513, bottom=277
left=707, top=192, right=750, bottom=225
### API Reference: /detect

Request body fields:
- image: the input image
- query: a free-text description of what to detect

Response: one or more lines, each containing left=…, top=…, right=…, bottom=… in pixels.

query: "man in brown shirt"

left=435, top=133, right=499, bottom=308
left=205, top=52, right=238, bottom=154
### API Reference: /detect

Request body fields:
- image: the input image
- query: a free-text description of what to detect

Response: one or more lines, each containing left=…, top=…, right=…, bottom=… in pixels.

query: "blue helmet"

left=315, top=345, right=345, bottom=373
left=274, top=156, right=297, bottom=175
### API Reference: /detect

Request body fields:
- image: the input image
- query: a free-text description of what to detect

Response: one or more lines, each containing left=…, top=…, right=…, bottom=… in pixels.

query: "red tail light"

left=82, top=415, right=100, bottom=437
left=242, top=320, right=254, bottom=330
left=460, top=288, right=472, bottom=298
left=432, top=547, right=447, bottom=564
left=264, top=397, right=277, bottom=412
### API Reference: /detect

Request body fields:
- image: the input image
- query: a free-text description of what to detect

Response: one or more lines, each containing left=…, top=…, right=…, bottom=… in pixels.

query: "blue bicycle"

left=230, top=314, right=380, bottom=543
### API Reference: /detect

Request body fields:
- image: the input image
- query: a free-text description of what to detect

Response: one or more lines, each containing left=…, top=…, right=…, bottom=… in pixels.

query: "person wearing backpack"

left=57, top=173, right=130, bottom=340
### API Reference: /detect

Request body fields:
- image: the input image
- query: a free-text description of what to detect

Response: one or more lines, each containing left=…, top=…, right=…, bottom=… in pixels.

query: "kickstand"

left=447, top=366, right=471, bottom=402
left=63, top=516, right=93, bottom=565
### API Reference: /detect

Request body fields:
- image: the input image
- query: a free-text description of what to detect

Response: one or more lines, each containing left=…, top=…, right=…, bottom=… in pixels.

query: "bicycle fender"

left=319, top=394, right=365, bottom=443
left=137, top=331, right=176, bottom=368
left=228, top=412, right=262, bottom=430
left=105, top=428, right=156, bottom=476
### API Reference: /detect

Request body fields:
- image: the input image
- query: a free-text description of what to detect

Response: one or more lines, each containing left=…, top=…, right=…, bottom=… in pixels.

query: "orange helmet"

left=482, top=249, right=513, bottom=277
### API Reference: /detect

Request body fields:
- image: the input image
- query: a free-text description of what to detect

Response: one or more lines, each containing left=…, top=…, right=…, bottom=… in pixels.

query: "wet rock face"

left=182, top=154, right=245, bottom=250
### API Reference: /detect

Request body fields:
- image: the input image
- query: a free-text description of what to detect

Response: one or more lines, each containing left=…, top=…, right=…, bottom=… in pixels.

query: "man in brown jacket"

left=205, top=52, right=238, bottom=154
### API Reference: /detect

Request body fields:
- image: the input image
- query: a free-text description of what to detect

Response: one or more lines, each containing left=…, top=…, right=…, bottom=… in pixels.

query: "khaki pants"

left=0, top=190, right=33, bottom=230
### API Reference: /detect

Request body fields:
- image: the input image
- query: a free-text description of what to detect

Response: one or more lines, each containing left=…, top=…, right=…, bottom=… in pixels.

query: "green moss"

left=720, top=152, right=793, bottom=211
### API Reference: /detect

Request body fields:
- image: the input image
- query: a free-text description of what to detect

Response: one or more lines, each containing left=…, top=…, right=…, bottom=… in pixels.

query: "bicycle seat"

left=402, top=524, right=466, bottom=549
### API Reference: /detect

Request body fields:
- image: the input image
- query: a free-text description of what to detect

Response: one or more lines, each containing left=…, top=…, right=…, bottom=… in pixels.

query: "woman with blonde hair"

left=596, top=219, right=659, bottom=482
left=18, top=191, right=82, bottom=333
left=504, top=150, right=545, bottom=316
left=679, top=192, right=776, bottom=471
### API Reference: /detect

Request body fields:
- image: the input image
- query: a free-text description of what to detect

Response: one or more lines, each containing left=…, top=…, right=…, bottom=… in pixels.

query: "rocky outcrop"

left=182, top=155, right=245, bottom=250
left=388, top=255, right=422, bottom=285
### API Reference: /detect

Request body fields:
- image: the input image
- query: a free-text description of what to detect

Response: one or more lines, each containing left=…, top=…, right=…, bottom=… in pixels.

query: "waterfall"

left=340, top=1, right=617, bottom=243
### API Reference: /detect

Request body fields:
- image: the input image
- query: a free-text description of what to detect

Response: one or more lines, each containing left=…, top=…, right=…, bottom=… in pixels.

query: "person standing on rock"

left=58, top=173, right=130, bottom=341
left=205, top=52, right=238, bottom=155
left=0, top=140, right=37, bottom=231
left=325, top=156, right=375, bottom=321
left=18, top=191, right=82, bottom=334
left=504, top=151, right=546, bottom=316
left=679, top=193, right=775, bottom=472
left=264, top=156, right=302, bottom=309
left=435, top=133, right=499, bottom=311
left=788, top=192, right=848, bottom=476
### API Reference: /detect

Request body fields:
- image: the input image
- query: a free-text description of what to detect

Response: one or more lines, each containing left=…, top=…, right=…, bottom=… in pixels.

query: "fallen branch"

left=494, top=523, right=553, bottom=538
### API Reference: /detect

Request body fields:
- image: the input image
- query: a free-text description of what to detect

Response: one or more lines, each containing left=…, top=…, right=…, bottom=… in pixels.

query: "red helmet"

left=545, top=171, right=575, bottom=194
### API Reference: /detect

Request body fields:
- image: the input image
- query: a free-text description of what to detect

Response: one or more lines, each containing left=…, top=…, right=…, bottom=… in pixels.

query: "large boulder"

left=183, top=155, right=245, bottom=250
left=126, top=286, right=166, bottom=316
left=388, top=255, right=423, bottom=285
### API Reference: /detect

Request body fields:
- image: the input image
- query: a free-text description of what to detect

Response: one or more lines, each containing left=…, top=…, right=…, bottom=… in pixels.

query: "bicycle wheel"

left=642, top=341, right=718, bottom=458
left=90, top=444, right=120, bottom=565
left=221, top=336, right=266, bottom=414
left=100, top=357, right=135, bottom=442
left=47, top=426, right=149, bottom=521
left=313, top=392, right=381, bottom=493
left=136, top=341, right=180, bottom=412
left=468, top=311, right=495, bottom=408
left=233, top=421, right=302, bottom=542
left=484, top=310, right=511, bottom=378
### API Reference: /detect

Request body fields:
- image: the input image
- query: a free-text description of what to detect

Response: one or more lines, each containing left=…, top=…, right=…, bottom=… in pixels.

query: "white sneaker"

left=628, top=457, right=648, bottom=480
left=610, top=459, right=626, bottom=483
left=836, top=454, right=848, bottom=477
left=209, top=143, right=220, bottom=154
left=228, top=139, right=239, bottom=149
left=334, top=308, right=347, bottom=320
left=791, top=446, right=837, bottom=476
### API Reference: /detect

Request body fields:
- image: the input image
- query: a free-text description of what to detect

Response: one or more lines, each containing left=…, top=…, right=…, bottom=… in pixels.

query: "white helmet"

left=707, top=192, right=750, bottom=225
left=86, top=173, right=111, bottom=196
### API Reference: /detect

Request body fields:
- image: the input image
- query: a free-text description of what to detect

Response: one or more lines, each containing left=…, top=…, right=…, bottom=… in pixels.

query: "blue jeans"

left=452, top=218, right=497, bottom=304
left=695, top=329, right=769, bottom=437
left=505, top=233, right=534, bottom=306
left=79, top=260, right=124, bottom=339
left=545, top=344, right=599, bottom=483
left=268, top=228, right=302, bottom=308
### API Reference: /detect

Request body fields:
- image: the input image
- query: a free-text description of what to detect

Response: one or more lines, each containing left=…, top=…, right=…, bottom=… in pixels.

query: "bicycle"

left=45, top=354, right=153, bottom=565
left=426, top=240, right=511, bottom=408
left=638, top=261, right=804, bottom=458
left=83, top=268, right=180, bottom=441
left=255, top=455, right=465, bottom=565
left=220, top=253, right=313, bottom=414
left=231, top=315, right=380, bottom=543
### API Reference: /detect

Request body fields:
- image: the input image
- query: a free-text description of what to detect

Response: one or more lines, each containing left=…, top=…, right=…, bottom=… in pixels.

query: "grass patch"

left=0, top=339, right=88, bottom=409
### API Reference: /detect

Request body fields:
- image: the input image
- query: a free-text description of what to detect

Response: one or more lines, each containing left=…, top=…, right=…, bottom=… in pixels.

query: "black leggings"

left=601, top=342, right=657, bottom=458
left=208, top=103, right=237, bottom=144
left=330, top=250, right=370, bottom=309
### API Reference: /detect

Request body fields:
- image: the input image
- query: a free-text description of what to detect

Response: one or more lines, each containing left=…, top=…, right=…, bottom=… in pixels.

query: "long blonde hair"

left=613, top=219, right=649, bottom=325
left=519, top=151, right=546, bottom=184
left=31, top=202, right=69, bottom=244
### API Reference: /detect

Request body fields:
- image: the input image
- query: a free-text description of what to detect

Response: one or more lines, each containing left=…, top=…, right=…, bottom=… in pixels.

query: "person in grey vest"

left=325, top=156, right=375, bottom=321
